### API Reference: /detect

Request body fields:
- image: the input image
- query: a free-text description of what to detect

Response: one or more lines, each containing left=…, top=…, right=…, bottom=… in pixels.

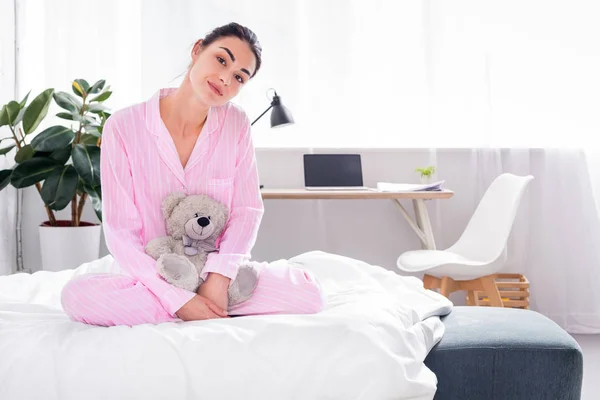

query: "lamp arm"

left=251, top=104, right=273, bottom=126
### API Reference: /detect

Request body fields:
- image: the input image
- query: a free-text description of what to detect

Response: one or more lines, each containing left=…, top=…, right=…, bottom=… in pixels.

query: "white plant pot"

left=39, top=220, right=102, bottom=272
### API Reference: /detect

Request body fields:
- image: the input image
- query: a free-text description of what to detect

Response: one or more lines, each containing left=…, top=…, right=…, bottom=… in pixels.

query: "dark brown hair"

left=201, top=22, right=262, bottom=78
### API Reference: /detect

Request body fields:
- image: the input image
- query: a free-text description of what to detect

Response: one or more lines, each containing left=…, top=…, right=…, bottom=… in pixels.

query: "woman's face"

left=188, top=36, right=257, bottom=107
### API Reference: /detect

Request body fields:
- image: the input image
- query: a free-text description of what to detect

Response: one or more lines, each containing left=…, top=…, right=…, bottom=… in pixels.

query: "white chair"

left=396, top=173, right=534, bottom=307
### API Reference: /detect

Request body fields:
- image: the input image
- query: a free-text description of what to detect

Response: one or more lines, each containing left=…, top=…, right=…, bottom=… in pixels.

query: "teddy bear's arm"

left=145, top=236, right=175, bottom=260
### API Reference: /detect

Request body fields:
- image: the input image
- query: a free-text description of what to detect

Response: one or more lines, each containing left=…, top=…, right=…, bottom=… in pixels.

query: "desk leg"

left=413, top=199, right=436, bottom=250
left=393, top=200, right=427, bottom=247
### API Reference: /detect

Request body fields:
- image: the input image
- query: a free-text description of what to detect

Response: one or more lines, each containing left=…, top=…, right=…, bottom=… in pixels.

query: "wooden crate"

left=467, top=273, right=530, bottom=309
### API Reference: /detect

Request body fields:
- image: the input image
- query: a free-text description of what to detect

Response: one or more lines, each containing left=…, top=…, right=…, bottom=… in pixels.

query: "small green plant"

left=415, top=166, right=436, bottom=181
left=0, top=79, right=111, bottom=227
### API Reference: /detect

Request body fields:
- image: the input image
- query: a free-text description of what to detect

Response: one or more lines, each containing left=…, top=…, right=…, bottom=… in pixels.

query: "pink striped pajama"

left=60, top=88, right=325, bottom=327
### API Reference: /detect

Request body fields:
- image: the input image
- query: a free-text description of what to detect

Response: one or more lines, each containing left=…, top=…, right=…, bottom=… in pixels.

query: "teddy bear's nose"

left=197, top=217, right=210, bottom=227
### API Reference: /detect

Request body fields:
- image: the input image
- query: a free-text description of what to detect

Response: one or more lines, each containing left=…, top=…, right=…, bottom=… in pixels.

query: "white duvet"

left=0, top=250, right=452, bottom=400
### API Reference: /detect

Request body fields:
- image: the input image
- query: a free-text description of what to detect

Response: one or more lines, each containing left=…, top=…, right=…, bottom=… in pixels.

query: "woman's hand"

left=175, top=294, right=229, bottom=321
left=198, top=273, right=231, bottom=312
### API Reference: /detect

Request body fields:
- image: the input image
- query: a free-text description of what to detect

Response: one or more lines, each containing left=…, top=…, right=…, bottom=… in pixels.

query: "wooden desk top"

left=260, top=188, right=454, bottom=200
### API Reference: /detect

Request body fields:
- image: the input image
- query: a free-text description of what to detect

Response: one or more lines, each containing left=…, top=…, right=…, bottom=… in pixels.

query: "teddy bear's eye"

left=194, top=213, right=199, bottom=218
left=208, top=216, right=211, bottom=220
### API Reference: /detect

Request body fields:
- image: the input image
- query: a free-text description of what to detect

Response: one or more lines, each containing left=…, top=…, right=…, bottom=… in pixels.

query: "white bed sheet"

left=0, top=250, right=452, bottom=400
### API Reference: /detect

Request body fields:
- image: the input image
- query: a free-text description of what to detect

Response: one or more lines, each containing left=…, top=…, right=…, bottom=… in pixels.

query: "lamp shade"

left=269, top=92, right=294, bottom=128
left=251, top=89, right=295, bottom=128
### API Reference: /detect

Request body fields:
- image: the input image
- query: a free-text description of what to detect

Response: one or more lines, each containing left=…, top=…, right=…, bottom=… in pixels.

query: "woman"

left=61, top=23, right=325, bottom=327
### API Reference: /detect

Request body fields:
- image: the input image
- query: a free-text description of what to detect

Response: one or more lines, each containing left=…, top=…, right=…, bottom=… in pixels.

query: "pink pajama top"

left=100, top=88, right=264, bottom=316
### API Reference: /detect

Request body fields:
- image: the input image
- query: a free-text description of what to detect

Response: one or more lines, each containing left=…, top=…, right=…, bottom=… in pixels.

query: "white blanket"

left=0, top=250, right=452, bottom=400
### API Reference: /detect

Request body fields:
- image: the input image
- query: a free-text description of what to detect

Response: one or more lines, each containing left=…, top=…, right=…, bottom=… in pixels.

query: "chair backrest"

left=447, top=173, right=534, bottom=263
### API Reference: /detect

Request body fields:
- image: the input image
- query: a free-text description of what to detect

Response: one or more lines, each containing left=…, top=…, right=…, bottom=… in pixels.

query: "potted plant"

left=0, top=79, right=111, bottom=271
left=415, top=165, right=436, bottom=184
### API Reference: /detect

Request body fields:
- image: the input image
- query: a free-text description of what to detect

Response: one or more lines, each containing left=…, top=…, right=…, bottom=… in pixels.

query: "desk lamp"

left=251, top=88, right=294, bottom=128
left=251, top=89, right=294, bottom=188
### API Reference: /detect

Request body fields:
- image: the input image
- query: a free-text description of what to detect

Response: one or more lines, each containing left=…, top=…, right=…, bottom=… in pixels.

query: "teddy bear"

left=145, top=192, right=259, bottom=307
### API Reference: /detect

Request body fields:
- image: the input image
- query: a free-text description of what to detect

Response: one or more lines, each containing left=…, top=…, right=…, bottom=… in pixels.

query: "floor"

left=573, top=334, right=600, bottom=400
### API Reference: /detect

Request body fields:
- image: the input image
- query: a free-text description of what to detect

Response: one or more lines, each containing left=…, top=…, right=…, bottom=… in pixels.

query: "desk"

left=260, top=188, right=454, bottom=250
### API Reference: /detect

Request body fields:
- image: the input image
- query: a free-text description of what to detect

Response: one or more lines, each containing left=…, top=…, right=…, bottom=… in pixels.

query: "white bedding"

left=0, top=250, right=452, bottom=400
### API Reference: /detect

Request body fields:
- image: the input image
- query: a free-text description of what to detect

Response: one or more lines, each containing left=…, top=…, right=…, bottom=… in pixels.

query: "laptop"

left=303, top=154, right=370, bottom=191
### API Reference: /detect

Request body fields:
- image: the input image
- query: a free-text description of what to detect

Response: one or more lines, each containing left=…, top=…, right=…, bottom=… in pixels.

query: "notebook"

left=376, top=180, right=445, bottom=192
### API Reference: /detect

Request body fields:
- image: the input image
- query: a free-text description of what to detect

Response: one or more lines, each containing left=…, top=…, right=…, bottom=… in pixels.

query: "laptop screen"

left=303, top=154, right=364, bottom=187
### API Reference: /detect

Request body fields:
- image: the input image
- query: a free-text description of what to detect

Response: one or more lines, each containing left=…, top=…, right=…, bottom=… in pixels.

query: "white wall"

left=18, top=147, right=600, bottom=334
left=22, top=148, right=476, bottom=277
left=21, top=147, right=530, bottom=311
left=20, top=147, right=600, bottom=317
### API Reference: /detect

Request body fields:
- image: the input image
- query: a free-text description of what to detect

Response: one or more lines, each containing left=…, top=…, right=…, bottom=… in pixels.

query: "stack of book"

left=375, top=180, right=445, bottom=192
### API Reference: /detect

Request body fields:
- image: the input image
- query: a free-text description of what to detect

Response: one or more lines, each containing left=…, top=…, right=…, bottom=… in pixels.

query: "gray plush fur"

left=145, top=192, right=259, bottom=307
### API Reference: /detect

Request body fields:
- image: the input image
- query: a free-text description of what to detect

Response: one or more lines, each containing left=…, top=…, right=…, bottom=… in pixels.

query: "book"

left=376, top=180, right=445, bottom=192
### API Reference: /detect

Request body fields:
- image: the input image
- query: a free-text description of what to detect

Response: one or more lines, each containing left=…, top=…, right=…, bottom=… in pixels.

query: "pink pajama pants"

left=61, top=262, right=325, bottom=327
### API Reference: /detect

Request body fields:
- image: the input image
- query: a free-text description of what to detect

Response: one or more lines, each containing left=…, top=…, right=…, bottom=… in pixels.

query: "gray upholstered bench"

left=425, top=306, right=583, bottom=400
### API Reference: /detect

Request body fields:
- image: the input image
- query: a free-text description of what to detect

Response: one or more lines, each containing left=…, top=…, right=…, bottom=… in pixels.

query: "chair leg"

left=466, top=290, right=477, bottom=306
left=423, top=274, right=439, bottom=290
left=440, top=276, right=451, bottom=298
left=480, top=275, right=503, bottom=307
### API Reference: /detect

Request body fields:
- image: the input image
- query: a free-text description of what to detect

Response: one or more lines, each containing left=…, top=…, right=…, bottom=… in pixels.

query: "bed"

left=0, top=250, right=453, bottom=400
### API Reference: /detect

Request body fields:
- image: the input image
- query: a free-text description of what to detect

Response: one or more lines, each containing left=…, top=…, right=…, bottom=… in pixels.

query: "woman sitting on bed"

left=60, top=22, right=325, bottom=327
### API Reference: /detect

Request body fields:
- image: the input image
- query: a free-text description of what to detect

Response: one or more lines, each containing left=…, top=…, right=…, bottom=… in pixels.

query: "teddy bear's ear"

left=161, top=192, right=187, bottom=218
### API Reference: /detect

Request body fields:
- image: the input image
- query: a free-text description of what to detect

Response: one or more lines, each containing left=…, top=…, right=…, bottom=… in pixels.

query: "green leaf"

left=88, top=80, right=106, bottom=94
left=56, top=112, right=78, bottom=121
left=14, top=106, right=26, bottom=126
left=0, top=105, right=7, bottom=126
left=0, top=144, right=16, bottom=156
left=20, top=91, right=31, bottom=108
left=0, top=169, right=12, bottom=190
left=72, top=144, right=100, bottom=186
left=76, top=177, right=86, bottom=195
left=34, top=146, right=72, bottom=165
left=84, top=184, right=102, bottom=221
left=72, top=81, right=83, bottom=97
left=55, top=91, right=83, bottom=109
left=31, top=126, right=75, bottom=152
left=77, top=79, right=90, bottom=91
left=41, top=165, right=78, bottom=210
left=10, top=158, right=60, bottom=188
left=90, top=91, right=112, bottom=102
left=15, top=145, right=34, bottom=163
left=80, top=133, right=100, bottom=145
left=72, top=79, right=89, bottom=97
left=81, top=115, right=97, bottom=125
left=4, top=101, right=21, bottom=126
left=87, top=102, right=109, bottom=113
left=53, top=92, right=77, bottom=113
left=23, top=88, right=54, bottom=134
left=49, top=146, right=72, bottom=165
left=83, top=127, right=101, bottom=138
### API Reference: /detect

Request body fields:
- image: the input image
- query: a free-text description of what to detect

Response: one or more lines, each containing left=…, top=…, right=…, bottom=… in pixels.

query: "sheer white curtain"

left=14, top=0, right=431, bottom=147
left=421, top=0, right=600, bottom=333
left=425, top=148, right=600, bottom=333
left=16, top=0, right=600, bottom=146
left=0, top=0, right=17, bottom=276
left=12, top=0, right=600, bottom=332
